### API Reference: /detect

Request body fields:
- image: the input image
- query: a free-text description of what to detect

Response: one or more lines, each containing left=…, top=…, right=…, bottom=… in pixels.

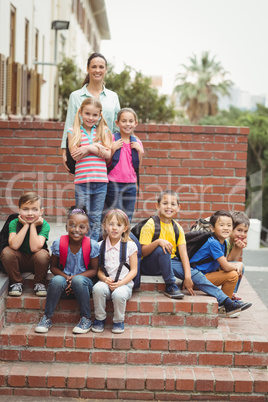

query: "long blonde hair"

left=102, top=209, right=131, bottom=242
left=69, top=98, right=112, bottom=150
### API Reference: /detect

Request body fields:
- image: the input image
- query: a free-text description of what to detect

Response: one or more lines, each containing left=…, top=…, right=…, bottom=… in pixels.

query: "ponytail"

left=69, top=109, right=82, bottom=149
left=82, top=73, right=89, bottom=86
left=94, top=113, right=112, bottom=148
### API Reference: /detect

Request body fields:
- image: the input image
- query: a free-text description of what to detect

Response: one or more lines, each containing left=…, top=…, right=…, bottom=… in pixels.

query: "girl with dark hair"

left=61, top=52, right=120, bottom=171
left=35, top=206, right=99, bottom=334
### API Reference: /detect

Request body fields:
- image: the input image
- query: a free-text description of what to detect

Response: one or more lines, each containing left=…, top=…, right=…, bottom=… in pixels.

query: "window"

left=35, top=29, right=39, bottom=71
left=10, top=5, right=16, bottom=60
left=24, top=19, right=29, bottom=65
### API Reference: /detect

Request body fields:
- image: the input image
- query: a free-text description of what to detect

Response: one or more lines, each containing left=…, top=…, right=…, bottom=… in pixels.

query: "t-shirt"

left=226, top=238, right=233, bottom=255
left=68, top=125, right=108, bottom=184
left=51, top=236, right=99, bottom=276
left=61, top=84, right=120, bottom=148
left=189, top=236, right=226, bottom=274
left=99, top=237, right=138, bottom=288
left=9, top=218, right=50, bottom=254
left=139, top=218, right=186, bottom=259
left=108, top=134, right=144, bottom=183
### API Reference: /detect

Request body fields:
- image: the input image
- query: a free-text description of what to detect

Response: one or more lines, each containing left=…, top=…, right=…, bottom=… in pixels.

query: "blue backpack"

left=107, top=132, right=140, bottom=189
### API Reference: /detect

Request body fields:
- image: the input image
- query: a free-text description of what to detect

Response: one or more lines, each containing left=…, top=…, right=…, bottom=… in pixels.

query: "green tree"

left=200, top=104, right=268, bottom=230
left=174, top=52, right=233, bottom=122
left=58, top=56, right=83, bottom=120
left=105, top=64, right=176, bottom=124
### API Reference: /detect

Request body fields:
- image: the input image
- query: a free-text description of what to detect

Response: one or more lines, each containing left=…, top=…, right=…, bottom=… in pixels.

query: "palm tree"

left=174, top=52, right=233, bottom=122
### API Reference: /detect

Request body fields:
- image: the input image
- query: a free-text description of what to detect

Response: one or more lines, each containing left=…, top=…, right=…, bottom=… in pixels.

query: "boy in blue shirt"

left=172, top=210, right=252, bottom=317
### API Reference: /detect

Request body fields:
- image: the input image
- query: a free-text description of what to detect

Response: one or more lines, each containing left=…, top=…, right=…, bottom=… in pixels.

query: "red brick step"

left=1, top=324, right=267, bottom=369
left=5, top=288, right=219, bottom=328
left=0, top=361, right=267, bottom=400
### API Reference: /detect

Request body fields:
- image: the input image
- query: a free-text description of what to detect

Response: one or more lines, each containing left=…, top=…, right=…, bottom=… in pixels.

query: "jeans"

left=233, top=263, right=245, bottom=293
left=171, top=258, right=228, bottom=305
left=140, top=246, right=177, bottom=285
left=92, top=281, right=132, bottom=323
left=44, top=275, right=93, bottom=319
left=75, top=182, right=107, bottom=241
left=105, top=181, right=137, bottom=222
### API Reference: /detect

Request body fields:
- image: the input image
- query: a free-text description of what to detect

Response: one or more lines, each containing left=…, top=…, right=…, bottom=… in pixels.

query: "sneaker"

left=225, top=300, right=252, bottom=317
left=73, top=317, right=92, bottom=334
left=164, top=284, right=184, bottom=299
left=35, top=315, right=52, bottom=333
left=112, top=322, right=124, bottom=334
left=92, top=319, right=106, bottom=333
left=236, top=300, right=252, bottom=311
left=9, top=283, right=23, bottom=296
left=218, top=305, right=240, bottom=318
left=34, top=283, right=47, bottom=297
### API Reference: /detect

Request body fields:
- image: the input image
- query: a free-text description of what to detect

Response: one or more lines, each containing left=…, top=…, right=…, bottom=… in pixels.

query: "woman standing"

left=61, top=53, right=120, bottom=170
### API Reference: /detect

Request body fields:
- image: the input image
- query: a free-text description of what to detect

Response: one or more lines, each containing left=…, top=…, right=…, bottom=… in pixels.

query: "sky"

left=101, top=0, right=268, bottom=97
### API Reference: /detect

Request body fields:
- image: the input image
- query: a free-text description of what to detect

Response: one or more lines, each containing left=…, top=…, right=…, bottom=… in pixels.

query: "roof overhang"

left=89, top=0, right=111, bottom=39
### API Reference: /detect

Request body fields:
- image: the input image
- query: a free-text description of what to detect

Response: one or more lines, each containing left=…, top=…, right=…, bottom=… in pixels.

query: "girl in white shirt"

left=92, top=209, right=138, bottom=334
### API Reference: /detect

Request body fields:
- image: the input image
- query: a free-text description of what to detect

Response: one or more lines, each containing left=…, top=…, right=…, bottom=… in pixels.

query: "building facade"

left=0, top=0, right=110, bottom=120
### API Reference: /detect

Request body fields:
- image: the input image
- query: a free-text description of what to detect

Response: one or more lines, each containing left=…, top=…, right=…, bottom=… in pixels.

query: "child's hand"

left=183, top=277, right=195, bottom=296
left=95, top=143, right=109, bottom=158
left=104, top=276, right=114, bottom=285
left=131, top=142, right=142, bottom=153
left=18, top=215, right=29, bottom=226
left=33, top=217, right=43, bottom=227
left=158, top=239, right=173, bottom=254
left=234, top=238, right=247, bottom=249
left=71, top=147, right=88, bottom=160
left=113, top=139, right=123, bottom=151
left=108, top=281, right=122, bottom=291
left=233, top=262, right=243, bottom=277
left=65, top=275, right=74, bottom=295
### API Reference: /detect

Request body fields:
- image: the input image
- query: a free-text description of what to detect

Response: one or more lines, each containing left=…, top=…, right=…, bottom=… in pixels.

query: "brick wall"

left=0, top=121, right=249, bottom=231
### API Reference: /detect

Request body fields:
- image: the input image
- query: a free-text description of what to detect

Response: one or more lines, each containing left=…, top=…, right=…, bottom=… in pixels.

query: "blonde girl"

left=67, top=97, right=112, bottom=241
left=92, top=209, right=138, bottom=334
left=105, top=108, right=144, bottom=222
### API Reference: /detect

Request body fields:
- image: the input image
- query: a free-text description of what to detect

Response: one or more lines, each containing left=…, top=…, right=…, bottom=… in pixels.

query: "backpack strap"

left=59, top=235, right=69, bottom=270
left=114, top=241, right=130, bottom=282
left=59, top=235, right=91, bottom=270
left=151, top=216, right=161, bottom=242
left=171, top=220, right=181, bottom=258
left=107, top=132, right=140, bottom=176
left=81, top=236, right=91, bottom=270
left=100, top=239, right=130, bottom=282
left=130, top=134, right=140, bottom=198
left=107, top=132, right=121, bottom=173
left=99, top=239, right=109, bottom=277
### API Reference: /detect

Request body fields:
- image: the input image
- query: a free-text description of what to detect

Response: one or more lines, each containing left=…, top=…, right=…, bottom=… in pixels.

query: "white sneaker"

left=9, top=283, right=23, bottom=296
left=34, top=283, right=47, bottom=297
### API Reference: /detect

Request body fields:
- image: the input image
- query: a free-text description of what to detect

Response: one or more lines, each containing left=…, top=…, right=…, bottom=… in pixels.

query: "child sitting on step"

left=187, top=210, right=252, bottom=317
left=139, top=189, right=195, bottom=299
left=92, top=209, right=138, bottom=334
left=0, top=192, right=50, bottom=297
left=226, top=211, right=249, bottom=300
left=35, top=206, right=99, bottom=334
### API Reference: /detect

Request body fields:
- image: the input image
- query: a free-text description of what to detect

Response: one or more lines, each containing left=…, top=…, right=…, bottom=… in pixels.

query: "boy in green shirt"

left=0, top=192, right=50, bottom=297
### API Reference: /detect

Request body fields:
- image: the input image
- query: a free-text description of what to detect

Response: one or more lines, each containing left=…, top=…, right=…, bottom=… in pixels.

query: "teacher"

left=61, top=52, right=120, bottom=170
